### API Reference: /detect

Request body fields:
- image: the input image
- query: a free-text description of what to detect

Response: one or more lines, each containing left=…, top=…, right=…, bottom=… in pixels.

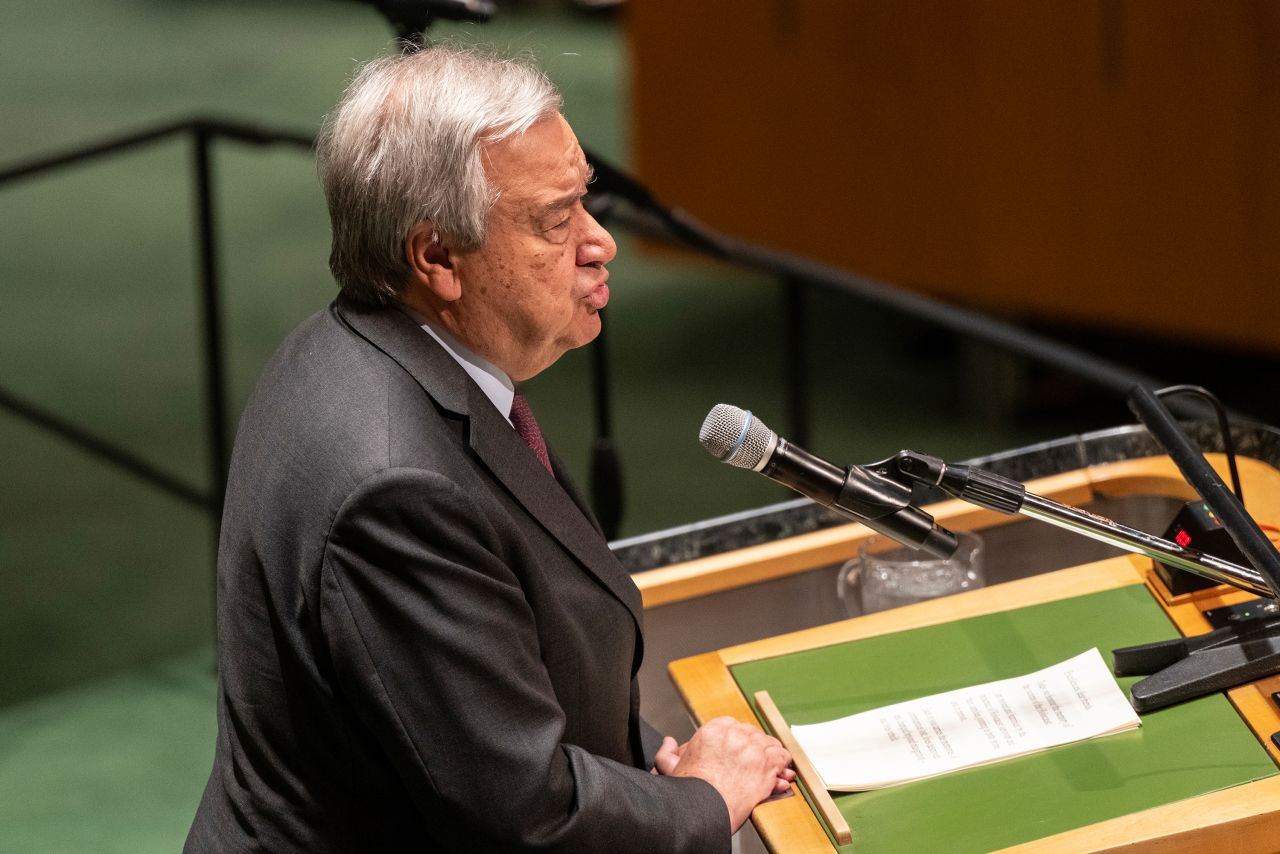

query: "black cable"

left=1154, top=384, right=1243, bottom=504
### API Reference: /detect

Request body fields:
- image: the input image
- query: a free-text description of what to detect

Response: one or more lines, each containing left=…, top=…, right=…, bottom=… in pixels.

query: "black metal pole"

left=595, top=202, right=1223, bottom=420
left=0, top=384, right=211, bottom=510
left=0, top=117, right=314, bottom=191
left=589, top=311, right=623, bottom=539
left=1127, top=384, right=1280, bottom=597
left=782, top=276, right=810, bottom=450
left=0, top=120, right=192, bottom=187
left=192, top=126, right=230, bottom=544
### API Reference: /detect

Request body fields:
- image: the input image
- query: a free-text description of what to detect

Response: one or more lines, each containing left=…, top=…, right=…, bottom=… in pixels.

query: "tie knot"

left=510, top=391, right=553, bottom=475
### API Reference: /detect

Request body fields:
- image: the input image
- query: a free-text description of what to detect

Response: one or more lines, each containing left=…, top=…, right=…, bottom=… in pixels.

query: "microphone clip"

left=840, top=454, right=959, bottom=558
left=879, top=451, right=1028, bottom=516
left=842, top=450, right=1027, bottom=559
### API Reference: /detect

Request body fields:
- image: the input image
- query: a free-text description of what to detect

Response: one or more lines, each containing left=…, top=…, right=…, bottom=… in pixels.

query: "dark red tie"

left=510, top=390, right=553, bottom=475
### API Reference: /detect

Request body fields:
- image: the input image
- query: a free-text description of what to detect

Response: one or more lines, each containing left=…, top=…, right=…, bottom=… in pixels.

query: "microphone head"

left=699, top=404, right=778, bottom=470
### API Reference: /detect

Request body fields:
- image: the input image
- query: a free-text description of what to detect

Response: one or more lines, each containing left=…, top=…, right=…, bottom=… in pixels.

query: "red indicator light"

left=1175, top=529, right=1193, bottom=547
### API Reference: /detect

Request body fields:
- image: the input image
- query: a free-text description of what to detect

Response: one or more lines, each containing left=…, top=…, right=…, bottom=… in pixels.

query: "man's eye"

left=544, top=219, right=570, bottom=232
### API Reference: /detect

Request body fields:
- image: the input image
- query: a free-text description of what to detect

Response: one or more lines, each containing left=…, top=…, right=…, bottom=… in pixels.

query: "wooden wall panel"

left=626, top=2, right=1280, bottom=353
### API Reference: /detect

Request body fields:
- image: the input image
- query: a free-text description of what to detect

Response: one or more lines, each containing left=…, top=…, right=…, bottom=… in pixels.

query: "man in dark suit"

left=186, top=43, right=792, bottom=852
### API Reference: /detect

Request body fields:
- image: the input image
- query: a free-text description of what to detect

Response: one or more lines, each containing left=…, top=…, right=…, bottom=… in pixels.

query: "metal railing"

left=0, top=117, right=313, bottom=552
left=1, top=116, right=1216, bottom=552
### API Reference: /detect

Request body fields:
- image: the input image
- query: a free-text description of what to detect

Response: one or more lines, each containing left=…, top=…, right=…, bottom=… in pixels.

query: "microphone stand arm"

left=871, top=450, right=1280, bottom=711
left=875, top=451, right=1277, bottom=599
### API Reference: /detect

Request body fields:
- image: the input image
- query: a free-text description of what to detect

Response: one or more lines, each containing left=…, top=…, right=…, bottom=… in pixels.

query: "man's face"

left=448, top=114, right=617, bottom=382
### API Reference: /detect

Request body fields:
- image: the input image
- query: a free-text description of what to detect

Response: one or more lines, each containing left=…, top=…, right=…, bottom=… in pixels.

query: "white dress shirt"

left=416, top=318, right=515, bottom=426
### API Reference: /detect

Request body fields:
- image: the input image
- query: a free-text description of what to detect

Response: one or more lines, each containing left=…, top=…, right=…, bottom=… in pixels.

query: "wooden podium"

left=646, top=456, right=1280, bottom=852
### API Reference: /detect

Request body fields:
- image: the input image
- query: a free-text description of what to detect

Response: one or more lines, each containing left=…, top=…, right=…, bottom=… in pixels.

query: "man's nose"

left=579, top=211, right=617, bottom=265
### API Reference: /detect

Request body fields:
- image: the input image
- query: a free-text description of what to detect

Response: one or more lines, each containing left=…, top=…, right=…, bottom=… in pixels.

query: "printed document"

left=790, top=648, right=1140, bottom=791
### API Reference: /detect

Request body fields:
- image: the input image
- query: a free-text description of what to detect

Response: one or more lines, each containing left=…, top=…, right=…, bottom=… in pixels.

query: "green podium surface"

left=731, top=586, right=1277, bottom=853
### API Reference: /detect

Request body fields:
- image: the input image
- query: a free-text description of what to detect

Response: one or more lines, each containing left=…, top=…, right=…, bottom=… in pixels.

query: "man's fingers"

left=765, top=742, right=792, bottom=773
left=772, top=764, right=797, bottom=794
left=653, top=735, right=681, bottom=776
left=668, top=720, right=804, bottom=832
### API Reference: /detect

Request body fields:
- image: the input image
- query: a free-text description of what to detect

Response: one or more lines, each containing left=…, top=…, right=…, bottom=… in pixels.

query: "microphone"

left=699, top=404, right=958, bottom=558
left=347, top=0, right=497, bottom=40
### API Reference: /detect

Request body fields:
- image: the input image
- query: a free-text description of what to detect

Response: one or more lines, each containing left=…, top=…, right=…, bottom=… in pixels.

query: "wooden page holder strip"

left=754, top=690, right=853, bottom=846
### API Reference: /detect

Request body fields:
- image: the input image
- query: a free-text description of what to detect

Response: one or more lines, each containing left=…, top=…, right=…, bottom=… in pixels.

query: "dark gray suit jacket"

left=186, top=298, right=728, bottom=852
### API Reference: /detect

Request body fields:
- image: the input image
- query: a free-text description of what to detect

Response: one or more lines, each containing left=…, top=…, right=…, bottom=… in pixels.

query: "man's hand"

left=653, top=717, right=795, bottom=832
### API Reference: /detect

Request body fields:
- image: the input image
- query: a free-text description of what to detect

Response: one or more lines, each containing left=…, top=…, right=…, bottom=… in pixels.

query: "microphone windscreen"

left=699, top=404, right=776, bottom=469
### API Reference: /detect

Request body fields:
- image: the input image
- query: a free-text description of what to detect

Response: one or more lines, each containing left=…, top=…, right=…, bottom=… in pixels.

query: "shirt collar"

left=415, top=317, right=515, bottom=425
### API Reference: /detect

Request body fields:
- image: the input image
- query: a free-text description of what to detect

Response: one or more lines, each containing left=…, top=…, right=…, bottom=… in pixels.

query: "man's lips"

left=585, top=281, right=610, bottom=311
left=583, top=266, right=609, bottom=310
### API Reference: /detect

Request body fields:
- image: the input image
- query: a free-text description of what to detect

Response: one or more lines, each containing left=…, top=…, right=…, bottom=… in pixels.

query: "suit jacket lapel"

left=548, top=444, right=605, bottom=539
left=466, top=395, right=643, bottom=627
left=333, top=299, right=643, bottom=633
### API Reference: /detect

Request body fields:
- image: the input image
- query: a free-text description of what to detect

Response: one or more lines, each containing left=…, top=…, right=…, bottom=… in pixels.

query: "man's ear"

left=405, top=222, right=461, bottom=302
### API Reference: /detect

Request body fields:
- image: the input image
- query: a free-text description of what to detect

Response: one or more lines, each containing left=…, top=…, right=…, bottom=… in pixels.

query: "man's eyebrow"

left=539, top=161, right=594, bottom=214
left=542, top=193, right=582, bottom=212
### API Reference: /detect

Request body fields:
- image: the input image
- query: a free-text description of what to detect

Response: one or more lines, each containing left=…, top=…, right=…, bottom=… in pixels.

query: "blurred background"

left=1, top=1, right=1275, bottom=850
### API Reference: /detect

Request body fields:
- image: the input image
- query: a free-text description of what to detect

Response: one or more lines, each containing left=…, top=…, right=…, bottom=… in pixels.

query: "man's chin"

left=568, top=312, right=603, bottom=349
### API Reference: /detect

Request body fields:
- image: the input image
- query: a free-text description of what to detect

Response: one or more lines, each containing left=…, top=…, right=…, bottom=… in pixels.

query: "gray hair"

left=316, top=43, right=563, bottom=306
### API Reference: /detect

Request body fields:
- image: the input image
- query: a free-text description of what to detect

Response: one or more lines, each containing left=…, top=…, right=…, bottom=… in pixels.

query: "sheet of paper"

left=790, top=648, right=1140, bottom=791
